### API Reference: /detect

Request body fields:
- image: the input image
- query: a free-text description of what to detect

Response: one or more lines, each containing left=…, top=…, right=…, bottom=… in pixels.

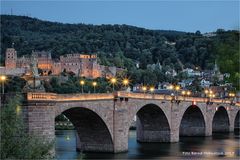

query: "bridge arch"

left=129, top=103, right=171, bottom=142
left=234, top=110, right=240, bottom=134
left=55, top=104, right=114, bottom=152
left=212, top=106, right=230, bottom=133
left=179, top=105, right=206, bottom=136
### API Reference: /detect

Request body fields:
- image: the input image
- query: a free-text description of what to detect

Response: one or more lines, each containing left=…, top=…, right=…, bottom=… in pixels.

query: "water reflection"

left=55, top=130, right=239, bottom=159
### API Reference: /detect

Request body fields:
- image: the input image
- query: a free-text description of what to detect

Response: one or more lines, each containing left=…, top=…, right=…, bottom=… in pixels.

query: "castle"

left=1, top=48, right=122, bottom=78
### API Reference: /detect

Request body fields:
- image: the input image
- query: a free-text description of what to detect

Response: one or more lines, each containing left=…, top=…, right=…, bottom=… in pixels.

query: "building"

left=5, top=48, right=17, bottom=69
left=182, top=68, right=201, bottom=77
left=2, top=48, right=120, bottom=79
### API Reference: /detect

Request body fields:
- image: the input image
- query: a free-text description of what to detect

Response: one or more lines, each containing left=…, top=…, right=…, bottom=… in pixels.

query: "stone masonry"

left=23, top=93, right=240, bottom=153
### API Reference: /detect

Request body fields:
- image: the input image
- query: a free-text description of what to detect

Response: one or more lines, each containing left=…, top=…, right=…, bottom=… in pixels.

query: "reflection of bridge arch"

left=133, top=104, right=171, bottom=142
left=212, top=106, right=230, bottom=133
left=55, top=101, right=115, bottom=152
left=179, top=105, right=206, bottom=136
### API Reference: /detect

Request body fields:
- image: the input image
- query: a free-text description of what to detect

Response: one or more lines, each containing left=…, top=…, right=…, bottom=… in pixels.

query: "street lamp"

left=80, top=80, right=85, bottom=93
left=169, top=85, right=174, bottom=90
left=229, top=92, right=235, bottom=105
left=204, top=89, right=209, bottom=97
left=186, top=91, right=191, bottom=96
left=0, top=75, right=7, bottom=94
left=142, top=86, right=147, bottom=94
left=175, top=85, right=180, bottom=99
left=122, top=78, right=129, bottom=86
left=150, top=86, right=155, bottom=94
left=175, top=85, right=180, bottom=91
left=110, top=77, right=117, bottom=91
left=92, top=81, right=97, bottom=93
left=181, top=90, right=186, bottom=96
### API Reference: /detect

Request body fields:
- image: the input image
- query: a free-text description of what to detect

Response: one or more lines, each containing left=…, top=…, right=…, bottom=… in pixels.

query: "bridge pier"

left=112, top=102, right=129, bottom=153
left=24, top=103, right=55, bottom=142
left=23, top=103, right=55, bottom=156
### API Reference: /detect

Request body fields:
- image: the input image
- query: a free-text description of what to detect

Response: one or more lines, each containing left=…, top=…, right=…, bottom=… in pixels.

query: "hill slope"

left=0, top=15, right=239, bottom=89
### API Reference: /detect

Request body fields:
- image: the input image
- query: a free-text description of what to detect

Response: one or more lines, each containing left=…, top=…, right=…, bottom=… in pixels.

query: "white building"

left=183, top=68, right=201, bottom=77
left=200, top=79, right=212, bottom=88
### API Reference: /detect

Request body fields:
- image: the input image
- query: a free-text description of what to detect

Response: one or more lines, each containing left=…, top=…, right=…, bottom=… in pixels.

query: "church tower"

left=5, top=48, right=17, bottom=69
left=213, top=60, right=220, bottom=75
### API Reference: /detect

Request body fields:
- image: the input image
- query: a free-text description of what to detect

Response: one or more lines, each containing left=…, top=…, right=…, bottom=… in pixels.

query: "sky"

left=1, top=0, right=239, bottom=33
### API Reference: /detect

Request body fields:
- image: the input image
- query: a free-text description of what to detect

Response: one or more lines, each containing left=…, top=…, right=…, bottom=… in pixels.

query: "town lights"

left=186, top=91, right=191, bottom=96
left=229, top=93, right=235, bottom=97
left=92, top=81, right=97, bottom=93
left=0, top=75, right=7, bottom=94
left=110, top=77, right=117, bottom=91
left=80, top=80, right=85, bottom=93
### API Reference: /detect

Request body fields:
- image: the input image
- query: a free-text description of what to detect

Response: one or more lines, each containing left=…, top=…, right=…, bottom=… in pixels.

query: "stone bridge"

left=23, top=92, right=240, bottom=153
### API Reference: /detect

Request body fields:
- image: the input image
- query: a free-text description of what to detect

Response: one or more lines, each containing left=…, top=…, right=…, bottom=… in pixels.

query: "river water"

left=55, top=130, right=240, bottom=159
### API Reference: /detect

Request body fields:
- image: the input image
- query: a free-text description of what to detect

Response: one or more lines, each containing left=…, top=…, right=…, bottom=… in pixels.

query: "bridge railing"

left=117, top=91, right=235, bottom=105
left=27, top=92, right=114, bottom=101
left=27, top=92, right=57, bottom=101
left=26, top=91, right=238, bottom=106
left=56, top=93, right=114, bottom=101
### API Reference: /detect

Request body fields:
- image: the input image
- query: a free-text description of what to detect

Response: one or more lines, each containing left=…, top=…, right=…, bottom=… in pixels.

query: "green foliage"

left=0, top=94, right=53, bottom=159
left=45, top=76, right=114, bottom=94
left=4, top=76, right=26, bottom=93
left=0, top=15, right=239, bottom=90
left=213, top=31, right=240, bottom=90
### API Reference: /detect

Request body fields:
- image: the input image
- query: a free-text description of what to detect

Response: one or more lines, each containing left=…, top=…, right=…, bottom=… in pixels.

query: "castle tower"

left=5, top=48, right=17, bottom=69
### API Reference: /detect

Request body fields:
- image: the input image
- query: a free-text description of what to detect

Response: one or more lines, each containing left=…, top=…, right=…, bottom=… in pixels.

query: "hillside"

left=0, top=15, right=239, bottom=89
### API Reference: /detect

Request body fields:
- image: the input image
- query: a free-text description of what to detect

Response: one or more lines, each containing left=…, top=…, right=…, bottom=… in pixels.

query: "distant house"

left=200, top=79, right=211, bottom=88
left=203, top=32, right=217, bottom=37
left=178, top=79, right=194, bottom=88
left=165, top=69, right=177, bottom=77
left=182, top=68, right=201, bottom=77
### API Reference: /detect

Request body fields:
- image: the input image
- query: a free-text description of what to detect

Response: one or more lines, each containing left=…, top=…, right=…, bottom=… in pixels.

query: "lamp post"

left=150, top=86, right=155, bottom=94
left=92, top=81, right=97, bottom=93
left=122, top=78, right=129, bottom=89
left=80, top=80, right=85, bottom=93
left=204, top=89, right=209, bottom=98
left=0, top=75, right=6, bottom=94
left=186, top=91, right=191, bottom=96
left=142, top=86, right=147, bottom=95
left=175, top=85, right=180, bottom=100
left=169, top=84, right=180, bottom=100
left=181, top=90, right=186, bottom=100
left=110, top=77, right=117, bottom=92
left=229, top=92, right=235, bottom=105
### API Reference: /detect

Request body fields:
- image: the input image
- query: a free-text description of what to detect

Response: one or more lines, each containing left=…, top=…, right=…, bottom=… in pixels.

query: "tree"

left=0, top=94, right=53, bottom=159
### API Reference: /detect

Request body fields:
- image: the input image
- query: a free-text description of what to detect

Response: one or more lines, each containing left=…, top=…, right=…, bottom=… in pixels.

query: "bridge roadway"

left=24, top=91, right=240, bottom=153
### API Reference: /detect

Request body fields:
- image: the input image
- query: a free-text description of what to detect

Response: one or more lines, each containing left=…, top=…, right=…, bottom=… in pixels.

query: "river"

left=55, top=130, right=240, bottom=159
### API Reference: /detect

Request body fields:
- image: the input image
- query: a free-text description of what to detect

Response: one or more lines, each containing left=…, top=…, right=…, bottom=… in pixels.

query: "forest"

left=0, top=15, right=239, bottom=90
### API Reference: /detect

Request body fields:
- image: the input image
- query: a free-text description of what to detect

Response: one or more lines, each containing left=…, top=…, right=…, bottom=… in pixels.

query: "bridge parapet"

left=27, top=92, right=114, bottom=102
left=117, top=91, right=236, bottom=105
left=26, top=91, right=238, bottom=106
left=27, top=92, right=57, bottom=101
